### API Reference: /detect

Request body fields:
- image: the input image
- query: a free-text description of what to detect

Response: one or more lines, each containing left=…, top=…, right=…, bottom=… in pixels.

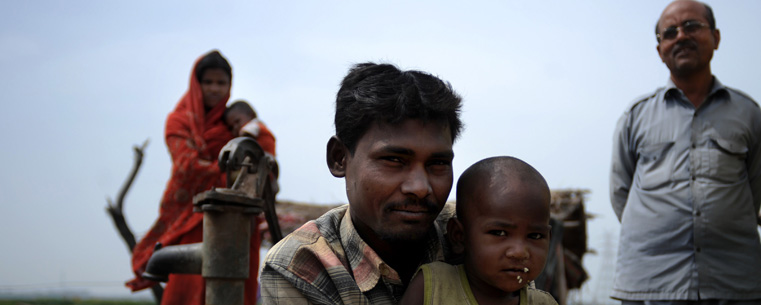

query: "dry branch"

left=106, top=139, right=148, bottom=252
left=105, top=139, right=163, bottom=303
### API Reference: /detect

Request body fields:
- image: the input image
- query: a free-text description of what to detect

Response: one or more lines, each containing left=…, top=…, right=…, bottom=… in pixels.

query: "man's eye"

left=488, top=230, right=506, bottom=236
left=528, top=233, right=545, bottom=240
left=662, top=27, right=679, bottom=39
left=683, top=21, right=701, bottom=32
left=381, top=156, right=403, bottom=163
left=429, top=160, right=451, bottom=166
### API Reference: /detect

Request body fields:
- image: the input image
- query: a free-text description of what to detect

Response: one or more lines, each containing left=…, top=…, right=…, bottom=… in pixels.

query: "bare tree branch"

left=105, top=139, right=163, bottom=303
left=106, top=139, right=149, bottom=252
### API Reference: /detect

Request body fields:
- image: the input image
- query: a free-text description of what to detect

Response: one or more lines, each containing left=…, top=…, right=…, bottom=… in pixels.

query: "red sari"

left=127, top=53, right=262, bottom=305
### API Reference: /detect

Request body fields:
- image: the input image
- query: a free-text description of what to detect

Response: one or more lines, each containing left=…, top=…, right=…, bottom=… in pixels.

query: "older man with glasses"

left=609, top=1, right=761, bottom=305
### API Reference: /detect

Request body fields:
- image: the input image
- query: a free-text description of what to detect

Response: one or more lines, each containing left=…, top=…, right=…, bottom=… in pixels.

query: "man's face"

left=459, top=180, right=551, bottom=295
left=656, top=0, right=720, bottom=78
left=344, top=119, right=454, bottom=244
left=200, top=68, right=231, bottom=109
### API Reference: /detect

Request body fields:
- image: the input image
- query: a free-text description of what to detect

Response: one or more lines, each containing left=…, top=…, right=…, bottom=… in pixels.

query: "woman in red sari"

left=127, top=50, right=262, bottom=305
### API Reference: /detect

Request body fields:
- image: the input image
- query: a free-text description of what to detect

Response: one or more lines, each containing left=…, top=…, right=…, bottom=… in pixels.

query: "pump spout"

left=142, top=242, right=202, bottom=282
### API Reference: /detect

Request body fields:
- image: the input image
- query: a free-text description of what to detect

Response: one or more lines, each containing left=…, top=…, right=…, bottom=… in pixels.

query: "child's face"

left=224, top=110, right=252, bottom=137
left=458, top=180, right=551, bottom=295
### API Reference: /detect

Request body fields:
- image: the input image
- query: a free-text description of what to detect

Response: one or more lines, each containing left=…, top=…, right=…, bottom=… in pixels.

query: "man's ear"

left=656, top=44, right=665, bottom=64
left=326, top=136, right=348, bottom=177
left=712, top=28, right=721, bottom=50
left=447, top=217, right=466, bottom=255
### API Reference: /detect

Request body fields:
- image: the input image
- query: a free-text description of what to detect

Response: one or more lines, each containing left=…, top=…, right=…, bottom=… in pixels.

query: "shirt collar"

left=664, top=76, right=728, bottom=104
left=339, top=207, right=389, bottom=292
left=338, top=206, right=444, bottom=292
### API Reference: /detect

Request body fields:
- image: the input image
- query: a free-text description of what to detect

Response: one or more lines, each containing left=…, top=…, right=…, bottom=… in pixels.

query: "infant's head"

left=452, top=156, right=551, bottom=294
left=223, top=100, right=258, bottom=137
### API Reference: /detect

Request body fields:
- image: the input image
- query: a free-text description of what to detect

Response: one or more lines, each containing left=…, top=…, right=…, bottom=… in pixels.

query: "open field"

left=0, top=300, right=153, bottom=305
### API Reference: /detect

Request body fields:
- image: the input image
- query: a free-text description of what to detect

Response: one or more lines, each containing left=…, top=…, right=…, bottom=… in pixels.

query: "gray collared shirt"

left=610, top=77, right=761, bottom=301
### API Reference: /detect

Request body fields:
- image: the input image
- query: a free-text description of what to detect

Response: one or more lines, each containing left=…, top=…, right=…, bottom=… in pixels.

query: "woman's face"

left=200, top=68, right=231, bottom=109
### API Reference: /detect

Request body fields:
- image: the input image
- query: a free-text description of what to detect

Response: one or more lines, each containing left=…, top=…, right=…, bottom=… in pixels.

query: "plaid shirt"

left=261, top=204, right=455, bottom=305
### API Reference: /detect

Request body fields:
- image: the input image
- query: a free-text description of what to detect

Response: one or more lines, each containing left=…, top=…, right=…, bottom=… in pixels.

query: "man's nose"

left=401, top=164, right=432, bottom=199
left=675, top=27, right=690, bottom=41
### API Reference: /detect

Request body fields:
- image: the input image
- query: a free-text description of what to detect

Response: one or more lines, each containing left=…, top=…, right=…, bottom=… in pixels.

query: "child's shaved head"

left=455, top=156, right=550, bottom=223
left=449, top=156, right=553, bottom=296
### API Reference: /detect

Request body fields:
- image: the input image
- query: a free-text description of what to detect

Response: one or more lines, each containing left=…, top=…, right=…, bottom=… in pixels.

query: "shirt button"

left=691, top=176, right=696, bottom=180
left=691, top=144, right=696, bottom=149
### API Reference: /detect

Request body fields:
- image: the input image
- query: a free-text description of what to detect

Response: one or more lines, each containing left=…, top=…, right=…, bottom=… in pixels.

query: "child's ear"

left=447, top=217, right=466, bottom=255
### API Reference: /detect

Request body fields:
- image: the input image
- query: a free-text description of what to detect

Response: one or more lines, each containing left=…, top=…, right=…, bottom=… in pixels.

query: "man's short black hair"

left=224, top=100, right=257, bottom=121
left=655, top=1, right=716, bottom=43
left=195, top=50, right=232, bottom=83
left=334, top=62, right=463, bottom=154
left=455, top=156, right=550, bottom=223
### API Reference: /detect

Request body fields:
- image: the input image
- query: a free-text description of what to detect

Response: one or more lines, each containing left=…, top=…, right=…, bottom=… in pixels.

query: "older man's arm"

left=610, top=112, right=636, bottom=222
left=751, top=143, right=761, bottom=224
left=747, top=112, right=761, bottom=217
left=260, top=265, right=313, bottom=305
left=747, top=108, right=761, bottom=222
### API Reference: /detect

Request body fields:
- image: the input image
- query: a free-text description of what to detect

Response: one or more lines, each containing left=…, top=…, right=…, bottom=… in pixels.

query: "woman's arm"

left=164, top=117, right=222, bottom=185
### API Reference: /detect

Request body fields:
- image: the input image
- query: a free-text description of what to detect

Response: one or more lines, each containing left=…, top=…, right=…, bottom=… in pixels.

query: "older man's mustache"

left=673, top=40, right=698, bottom=56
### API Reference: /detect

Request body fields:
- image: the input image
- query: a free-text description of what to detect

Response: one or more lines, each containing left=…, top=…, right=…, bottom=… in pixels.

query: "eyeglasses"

left=657, top=20, right=709, bottom=41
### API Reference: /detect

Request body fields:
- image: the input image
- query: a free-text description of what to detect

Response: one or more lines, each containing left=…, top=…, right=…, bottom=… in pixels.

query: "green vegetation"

left=0, top=300, right=154, bottom=305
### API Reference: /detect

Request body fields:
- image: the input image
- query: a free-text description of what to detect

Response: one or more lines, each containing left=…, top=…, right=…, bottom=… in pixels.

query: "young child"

left=223, top=99, right=277, bottom=156
left=400, top=156, right=558, bottom=305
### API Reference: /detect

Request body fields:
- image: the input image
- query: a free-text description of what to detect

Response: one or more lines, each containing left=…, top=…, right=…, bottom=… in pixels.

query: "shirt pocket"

left=636, top=141, right=675, bottom=190
left=707, top=137, right=747, bottom=183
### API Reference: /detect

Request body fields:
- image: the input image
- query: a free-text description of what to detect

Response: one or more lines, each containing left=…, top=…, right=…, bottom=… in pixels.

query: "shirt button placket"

left=690, top=111, right=703, bottom=261
left=690, top=111, right=697, bottom=183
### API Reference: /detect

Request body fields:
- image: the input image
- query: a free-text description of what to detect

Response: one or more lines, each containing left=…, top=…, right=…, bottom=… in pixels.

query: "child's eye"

left=488, top=230, right=507, bottom=236
left=528, top=233, right=545, bottom=240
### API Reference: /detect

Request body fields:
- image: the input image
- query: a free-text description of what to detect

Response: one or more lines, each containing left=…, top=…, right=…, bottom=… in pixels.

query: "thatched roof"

left=268, top=189, right=590, bottom=253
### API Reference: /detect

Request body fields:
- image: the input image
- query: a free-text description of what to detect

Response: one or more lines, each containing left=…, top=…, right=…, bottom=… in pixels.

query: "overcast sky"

left=1, top=0, right=759, bottom=302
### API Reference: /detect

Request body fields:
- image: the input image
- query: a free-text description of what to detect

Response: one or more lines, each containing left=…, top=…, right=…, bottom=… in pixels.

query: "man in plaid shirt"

left=261, top=62, right=464, bottom=304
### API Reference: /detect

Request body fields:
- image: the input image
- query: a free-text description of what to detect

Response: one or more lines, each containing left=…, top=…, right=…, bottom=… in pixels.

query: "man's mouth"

left=385, top=201, right=439, bottom=221
left=391, top=206, right=430, bottom=213
left=674, top=48, right=694, bottom=56
left=388, top=207, right=433, bottom=221
left=386, top=199, right=438, bottom=214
